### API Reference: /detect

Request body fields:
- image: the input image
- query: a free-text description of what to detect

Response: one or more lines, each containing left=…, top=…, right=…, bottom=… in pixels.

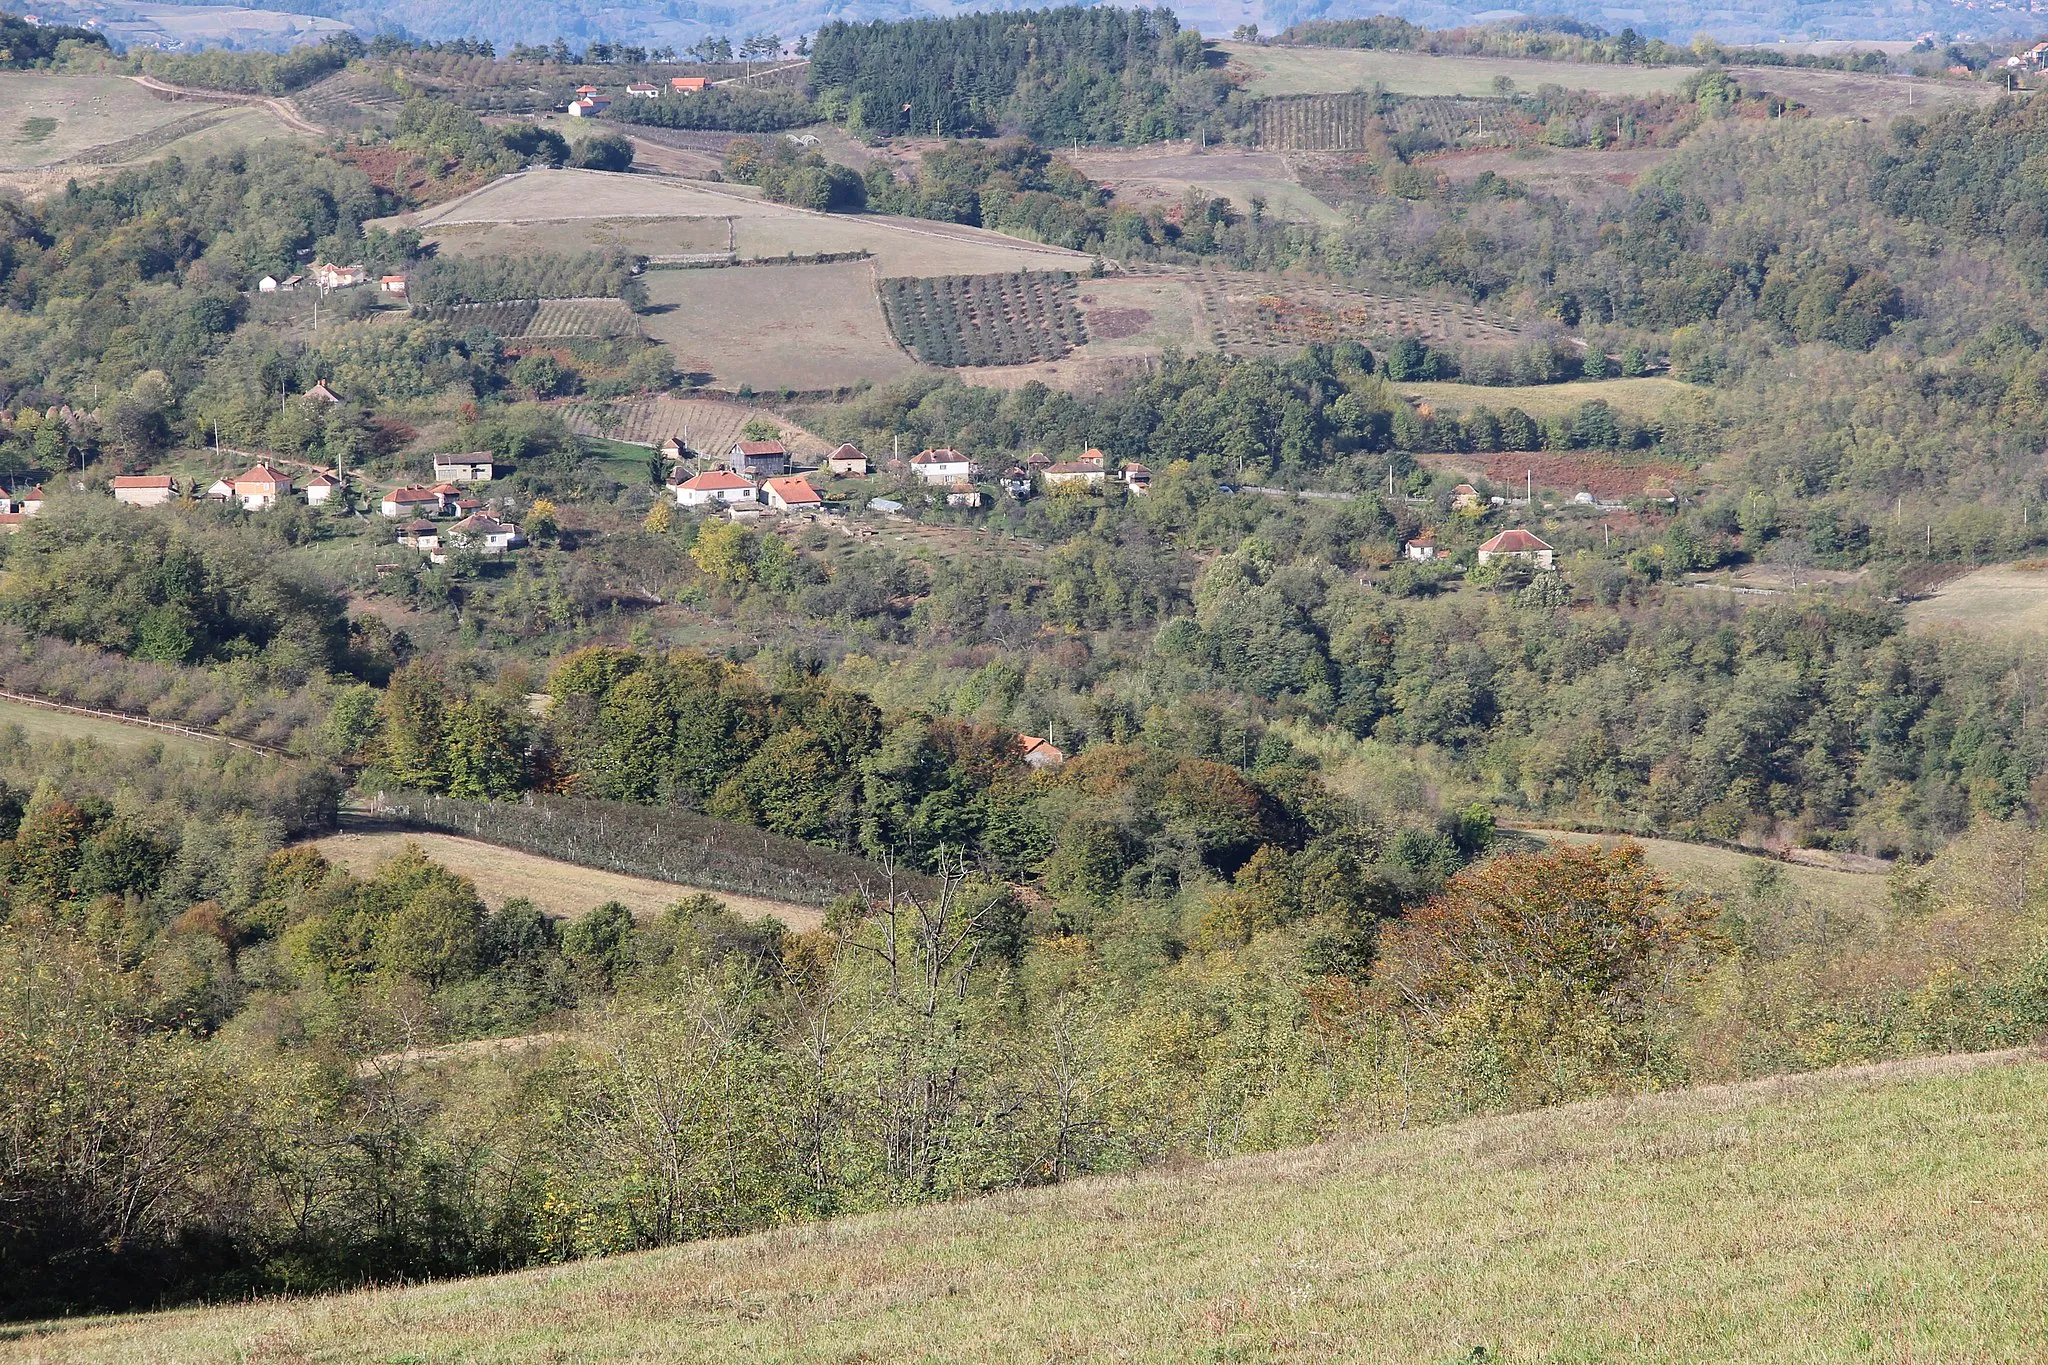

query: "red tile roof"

left=1478, top=528, right=1553, bottom=554
left=764, top=475, right=823, bottom=505
left=911, top=447, right=966, bottom=464
left=679, top=470, right=756, bottom=491
left=235, top=464, right=291, bottom=488
left=110, top=475, right=174, bottom=489
left=387, top=486, right=440, bottom=504
left=734, top=440, right=786, bottom=456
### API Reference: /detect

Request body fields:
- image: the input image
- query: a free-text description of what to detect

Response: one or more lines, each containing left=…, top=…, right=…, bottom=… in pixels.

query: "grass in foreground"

left=10, top=1048, right=2042, bottom=1362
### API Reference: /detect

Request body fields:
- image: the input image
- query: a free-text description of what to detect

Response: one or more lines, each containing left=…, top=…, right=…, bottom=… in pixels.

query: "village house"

left=726, top=440, right=788, bottom=478
left=379, top=275, right=408, bottom=296
left=381, top=486, right=444, bottom=518
left=568, top=96, right=611, bottom=116
left=232, top=463, right=292, bottom=511
left=204, top=477, right=234, bottom=501
left=1017, top=734, right=1066, bottom=770
left=574, top=84, right=600, bottom=96
left=1042, top=453, right=1107, bottom=489
left=1000, top=466, right=1032, bottom=499
left=257, top=276, right=280, bottom=293
left=671, top=76, right=708, bottom=93
left=672, top=469, right=759, bottom=508
left=659, top=436, right=686, bottom=461
left=1025, top=452, right=1053, bottom=474
left=946, top=483, right=982, bottom=508
left=1476, top=527, right=1555, bottom=569
left=1122, top=461, right=1153, bottom=495
left=443, top=512, right=522, bottom=553
left=1451, top=483, right=1481, bottom=511
left=825, top=443, right=868, bottom=476
left=763, top=475, right=824, bottom=512
left=625, top=82, right=660, bottom=98
left=110, top=475, right=176, bottom=507
left=1404, top=529, right=1439, bottom=563
left=397, top=519, right=440, bottom=550
left=311, top=262, right=365, bottom=290
left=302, top=471, right=339, bottom=506
left=909, top=447, right=971, bottom=485
left=303, top=380, right=342, bottom=405
left=433, top=452, right=496, bottom=483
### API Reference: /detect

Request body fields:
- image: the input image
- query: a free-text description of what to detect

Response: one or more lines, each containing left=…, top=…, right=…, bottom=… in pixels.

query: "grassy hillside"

left=12, top=1048, right=2042, bottom=1363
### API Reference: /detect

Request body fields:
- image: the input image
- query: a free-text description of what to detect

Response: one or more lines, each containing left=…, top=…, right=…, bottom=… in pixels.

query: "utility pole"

left=1526, top=469, right=1532, bottom=505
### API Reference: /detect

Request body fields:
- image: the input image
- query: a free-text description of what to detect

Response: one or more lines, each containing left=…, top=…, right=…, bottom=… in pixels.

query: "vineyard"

left=879, top=272, right=1086, bottom=368
left=291, top=69, right=403, bottom=132
left=417, top=297, right=639, bottom=341
left=1190, top=270, right=1522, bottom=352
left=1250, top=95, right=1383, bottom=152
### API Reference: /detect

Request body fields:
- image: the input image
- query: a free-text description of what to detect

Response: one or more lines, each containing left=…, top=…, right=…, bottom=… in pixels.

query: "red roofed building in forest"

left=1476, top=527, right=1554, bottom=569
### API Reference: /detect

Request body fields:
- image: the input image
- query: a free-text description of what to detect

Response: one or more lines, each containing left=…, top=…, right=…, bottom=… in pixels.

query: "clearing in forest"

left=306, top=830, right=823, bottom=930
left=24, top=1047, right=2047, bottom=1361
left=1400, top=376, right=1695, bottom=419
left=1906, top=563, right=2048, bottom=637
left=1521, top=828, right=1887, bottom=926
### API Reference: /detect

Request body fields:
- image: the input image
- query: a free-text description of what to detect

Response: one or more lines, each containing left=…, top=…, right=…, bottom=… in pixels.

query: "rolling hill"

left=10, top=1046, right=2042, bottom=1362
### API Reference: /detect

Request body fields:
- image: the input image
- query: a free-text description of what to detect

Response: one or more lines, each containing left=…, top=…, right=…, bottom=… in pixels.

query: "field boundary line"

left=0, top=687, right=294, bottom=757
left=125, top=74, right=326, bottom=137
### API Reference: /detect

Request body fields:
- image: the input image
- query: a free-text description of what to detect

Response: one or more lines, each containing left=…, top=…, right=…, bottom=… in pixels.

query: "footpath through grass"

left=10, top=1047, right=2043, bottom=1363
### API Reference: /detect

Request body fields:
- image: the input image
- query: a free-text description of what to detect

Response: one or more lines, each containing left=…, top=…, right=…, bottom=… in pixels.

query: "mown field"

left=1523, top=828, right=1888, bottom=926
left=307, top=829, right=823, bottom=929
left=1221, top=42, right=1693, bottom=99
left=1905, top=563, right=2048, bottom=637
left=641, top=259, right=923, bottom=393
left=0, top=73, right=306, bottom=178
left=1068, top=143, right=1342, bottom=224
left=15, top=1047, right=2041, bottom=1362
left=0, top=696, right=221, bottom=758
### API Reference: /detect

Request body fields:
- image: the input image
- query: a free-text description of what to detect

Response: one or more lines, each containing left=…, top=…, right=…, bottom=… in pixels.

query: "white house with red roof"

left=1122, top=461, right=1153, bottom=494
left=110, top=475, right=176, bottom=507
left=1476, top=527, right=1554, bottom=569
left=302, top=471, right=339, bottom=506
left=233, top=463, right=292, bottom=511
left=909, top=447, right=971, bottom=485
left=1017, top=734, right=1065, bottom=769
left=625, top=82, right=660, bottom=98
left=672, top=469, right=759, bottom=508
left=763, top=475, right=824, bottom=512
left=444, top=512, right=521, bottom=553
left=381, top=485, right=443, bottom=518
left=825, top=443, right=868, bottom=475
left=1404, top=529, right=1439, bottom=563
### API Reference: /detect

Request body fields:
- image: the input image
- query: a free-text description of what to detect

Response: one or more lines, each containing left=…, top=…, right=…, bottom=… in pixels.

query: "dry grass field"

left=0, top=696, right=220, bottom=758
left=1068, top=142, right=1342, bottom=224
left=306, top=830, right=823, bottom=929
left=1222, top=41, right=1693, bottom=98
left=0, top=73, right=307, bottom=174
left=641, top=260, right=924, bottom=392
left=561, top=393, right=838, bottom=458
left=1522, top=828, right=1888, bottom=926
left=396, top=169, right=1091, bottom=276
left=1194, top=268, right=1524, bottom=352
left=1905, top=563, right=2048, bottom=636
left=15, top=1046, right=2044, bottom=1362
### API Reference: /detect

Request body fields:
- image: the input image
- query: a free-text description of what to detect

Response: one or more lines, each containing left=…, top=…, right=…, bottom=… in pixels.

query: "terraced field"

left=561, top=394, right=836, bottom=460
left=1191, top=268, right=1524, bottom=352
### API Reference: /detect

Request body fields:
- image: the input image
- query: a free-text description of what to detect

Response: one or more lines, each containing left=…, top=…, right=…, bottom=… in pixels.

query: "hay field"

left=397, top=169, right=1092, bottom=276
left=307, top=830, right=822, bottom=929
left=1223, top=42, right=1692, bottom=98
left=1906, top=564, right=2048, bottom=637
left=1729, top=65, right=1996, bottom=119
left=0, top=697, right=219, bottom=758
left=1401, top=375, right=1694, bottom=419
left=1068, top=143, right=1341, bottom=224
left=641, top=260, right=924, bottom=392
left=21, top=1047, right=2046, bottom=1363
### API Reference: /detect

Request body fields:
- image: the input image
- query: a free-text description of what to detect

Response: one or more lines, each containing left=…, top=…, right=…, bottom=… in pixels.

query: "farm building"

left=1000, top=467, right=1032, bottom=499
left=726, top=501, right=771, bottom=522
left=869, top=497, right=904, bottom=514
left=380, top=275, right=408, bottom=295
left=110, top=475, right=176, bottom=507
left=1404, top=530, right=1438, bottom=562
left=203, top=478, right=233, bottom=501
left=397, top=519, right=440, bottom=550
left=671, top=76, right=707, bottom=92
left=910, top=448, right=971, bottom=485
left=946, top=484, right=982, bottom=508
left=257, top=276, right=279, bottom=293
left=434, top=453, right=496, bottom=483
left=763, top=475, right=823, bottom=512
left=1451, top=483, right=1482, bottom=511
left=1123, top=462, right=1153, bottom=495
left=672, top=470, right=759, bottom=508
left=626, top=82, right=659, bottom=98
left=659, top=437, right=686, bottom=461
left=575, top=84, right=600, bottom=95
left=1476, top=528, right=1554, bottom=569
left=1018, top=735, right=1066, bottom=769
left=312, top=263, right=365, bottom=289
left=303, top=472, right=339, bottom=506
left=568, top=96, right=611, bottom=116
left=381, top=486, right=444, bottom=518
left=232, top=464, right=292, bottom=511
left=825, top=443, right=868, bottom=476
left=727, top=440, right=788, bottom=478
left=1043, top=460, right=1106, bottom=489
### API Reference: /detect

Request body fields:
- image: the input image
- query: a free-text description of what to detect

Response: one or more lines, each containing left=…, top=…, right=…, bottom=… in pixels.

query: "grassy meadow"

left=1906, top=563, right=2048, bottom=637
left=0, top=696, right=225, bottom=758
left=1524, top=827, right=1888, bottom=926
left=1220, top=42, right=1692, bottom=99
left=1399, top=375, right=1696, bottom=419
left=306, top=830, right=825, bottom=928
left=11, top=1047, right=2042, bottom=1363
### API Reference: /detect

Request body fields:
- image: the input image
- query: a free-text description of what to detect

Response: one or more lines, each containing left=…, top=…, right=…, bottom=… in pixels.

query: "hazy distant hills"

left=54, top=0, right=2037, bottom=52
